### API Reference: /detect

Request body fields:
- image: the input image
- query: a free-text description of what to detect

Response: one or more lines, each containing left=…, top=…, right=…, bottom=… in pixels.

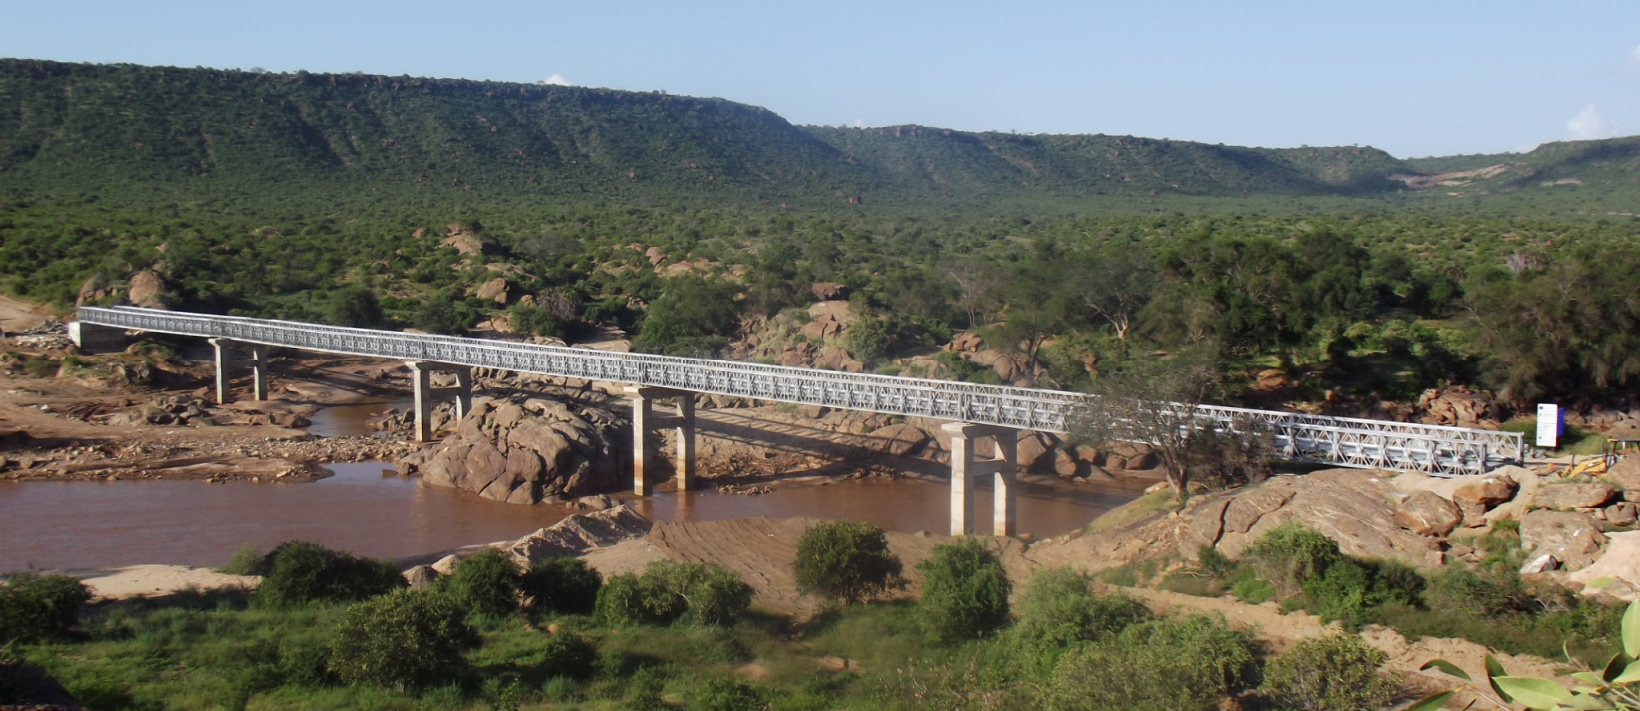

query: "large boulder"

left=1204, top=470, right=1435, bottom=567
left=1605, top=456, right=1640, bottom=497
left=397, top=397, right=628, bottom=503
left=1569, top=531, right=1640, bottom=601
left=127, top=268, right=168, bottom=309
left=1520, top=510, right=1608, bottom=570
left=1533, top=483, right=1617, bottom=511
left=1394, top=490, right=1463, bottom=537
left=867, top=423, right=928, bottom=456
left=1453, top=475, right=1517, bottom=509
left=1016, top=432, right=1055, bottom=470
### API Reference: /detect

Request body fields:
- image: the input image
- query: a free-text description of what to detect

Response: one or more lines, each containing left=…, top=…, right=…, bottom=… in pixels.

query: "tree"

left=520, top=558, right=602, bottom=617
left=1070, top=347, right=1249, bottom=496
left=792, top=520, right=904, bottom=605
left=326, top=285, right=383, bottom=328
left=327, top=588, right=479, bottom=691
left=633, top=276, right=740, bottom=355
left=916, top=538, right=1011, bottom=644
left=1068, top=247, right=1155, bottom=342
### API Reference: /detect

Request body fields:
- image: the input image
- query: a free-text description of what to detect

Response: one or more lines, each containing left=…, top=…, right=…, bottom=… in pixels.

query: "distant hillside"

left=1, top=59, right=1637, bottom=215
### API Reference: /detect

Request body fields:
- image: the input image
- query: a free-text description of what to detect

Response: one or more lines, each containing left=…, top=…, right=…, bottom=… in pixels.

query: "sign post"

left=1536, top=403, right=1563, bottom=449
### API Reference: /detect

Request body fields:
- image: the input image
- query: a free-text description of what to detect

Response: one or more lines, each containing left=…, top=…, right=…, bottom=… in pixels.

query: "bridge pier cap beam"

left=626, top=386, right=696, bottom=496
left=942, top=422, right=1019, bottom=538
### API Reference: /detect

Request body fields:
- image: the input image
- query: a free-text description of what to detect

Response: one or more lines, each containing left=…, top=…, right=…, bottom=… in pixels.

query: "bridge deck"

left=76, top=306, right=1522, bottom=476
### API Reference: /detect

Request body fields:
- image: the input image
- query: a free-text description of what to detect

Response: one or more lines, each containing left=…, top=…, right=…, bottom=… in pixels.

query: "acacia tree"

left=1070, top=347, right=1266, bottom=495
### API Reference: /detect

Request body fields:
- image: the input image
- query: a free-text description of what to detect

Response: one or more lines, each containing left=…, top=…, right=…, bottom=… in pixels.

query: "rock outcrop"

left=1520, top=510, right=1608, bottom=571
left=396, top=396, right=628, bottom=503
left=502, top=505, right=653, bottom=566
left=1394, top=490, right=1463, bottom=537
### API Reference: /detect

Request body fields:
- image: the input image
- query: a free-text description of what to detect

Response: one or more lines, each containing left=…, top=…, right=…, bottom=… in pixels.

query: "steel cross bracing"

left=78, top=306, right=1523, bottom=476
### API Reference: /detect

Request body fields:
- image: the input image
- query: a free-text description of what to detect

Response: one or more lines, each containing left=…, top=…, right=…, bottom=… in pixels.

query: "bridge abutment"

left=943, top=422, right=1018, bottom=537
left=407, top=361, right=473, bottom=442
left=208, top=338, right=269, bottom=404
left=67, top=322, right=128, bottom=354
left=628, top=386, right=695, bottom=496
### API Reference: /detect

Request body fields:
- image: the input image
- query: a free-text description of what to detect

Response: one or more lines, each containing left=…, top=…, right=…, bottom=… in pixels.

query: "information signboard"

left=1536, top=403, right=1562, bottom=449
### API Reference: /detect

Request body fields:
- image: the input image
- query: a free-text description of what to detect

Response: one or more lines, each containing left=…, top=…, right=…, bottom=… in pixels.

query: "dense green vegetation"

left=4, top=60, right=1640, bottom=407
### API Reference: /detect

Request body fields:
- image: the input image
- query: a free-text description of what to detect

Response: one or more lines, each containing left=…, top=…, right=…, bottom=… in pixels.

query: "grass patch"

left=1085, top=490, right=1175, bottom=533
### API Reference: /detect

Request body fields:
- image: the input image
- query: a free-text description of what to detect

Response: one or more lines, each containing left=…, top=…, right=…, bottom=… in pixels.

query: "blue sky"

left=4, top=1, right=1636, bottom=158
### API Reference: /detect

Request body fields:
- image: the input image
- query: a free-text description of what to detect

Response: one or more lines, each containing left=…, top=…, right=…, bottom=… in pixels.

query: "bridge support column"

left=942, top=423, right=1018, bottom=537
left=208, top=339, right=268, bottom=405
left=406, top=361, right=474, bottom=442
left=67, top=322, right=127, bottom=354
left=627, top=386, right=695, bottom=496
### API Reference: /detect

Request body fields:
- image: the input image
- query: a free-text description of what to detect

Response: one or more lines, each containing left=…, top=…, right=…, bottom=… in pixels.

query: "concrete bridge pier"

left=407, top=361, right=473, bottom=442
left=627, top=386, right=696, bottom=496
left=208, top=338, right=269, bottom=405
left=942, top=422, right=1019, bottom=537
left=67, top=322, right=128, bottom=354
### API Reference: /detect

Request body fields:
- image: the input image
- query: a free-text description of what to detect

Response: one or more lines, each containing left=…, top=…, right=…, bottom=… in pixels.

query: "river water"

left=1, top=400, right=1145, bottom=573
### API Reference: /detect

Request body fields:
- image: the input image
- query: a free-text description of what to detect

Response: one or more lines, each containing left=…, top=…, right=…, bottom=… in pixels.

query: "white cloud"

left=1632, top=44, right=1640, bottom=62
left=852, top=118, right=865, bottom=128
left=1568, top=104, right=1618, bottom=140
left=541, top=73, right=571, bottom=86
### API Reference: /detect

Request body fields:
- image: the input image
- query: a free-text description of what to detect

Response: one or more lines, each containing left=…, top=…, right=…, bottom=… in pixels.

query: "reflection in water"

left=628, top=475, right=1148, bottom=539
left=303, top=400, right=413, bottom=438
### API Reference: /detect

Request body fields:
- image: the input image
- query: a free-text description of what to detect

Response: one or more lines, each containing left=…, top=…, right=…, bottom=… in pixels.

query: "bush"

left=594, top=561, right=753, bottom=628
left=1240, top=523, right=1343, bottom=597
left=440, top=548, right=522, bottom=619
left=792, top=520, right=903, bottom=605
left=219, top=543, right=263, bottom=576
left=1423, top=564, right=1533, bottom=618
left=692, top=676, right=767, bottom=711
left=0, top=573, right=92, bottom=643
left=1258, top=633, right=1398, bottom=711
left=521, top=558, right=603, bottom=616
left=255, top=541, right=404, bottom=606
left=917, top=538, right=1011, bottom=644
left=326, top=588, right=479, bottom=691
left=535, top=631, right=599, bottom=680
left=1008, top=567, right=1152, bottom=675
left=1046, top=614, right=1259, bottom=711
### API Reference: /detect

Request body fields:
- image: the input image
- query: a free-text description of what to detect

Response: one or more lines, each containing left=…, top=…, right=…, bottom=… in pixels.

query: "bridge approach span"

left=76, top=306, right=1521, bottom=480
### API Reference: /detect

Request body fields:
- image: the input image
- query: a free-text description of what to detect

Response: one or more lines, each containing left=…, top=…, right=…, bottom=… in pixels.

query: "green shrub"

left=521, top=558, right=603, bottom=616
left=536, top=631, right=599, bottom=680
left=1301, top=561, right=1373, bottom=628
left=1258, top=633, right=1398, bottom=711
left=595, top=561, right=753, bottom=627
left=916, top=538, right=1011, bottom=644
left=691, top=676, right=767, bottom=711
left=0, top=573, right=92, bottom=643
left=1008, top=567, right=1152, bottom=675
left=441, top=548, right=522, bottom=618
left=1423, top=564, right=1533, bottom=618
left=326, top=588, right=478, bottom=691
left=255, top=541, right=404, bottom=606
left=326, top=285, right=383, bottom=328
left=219, top=543, right=264, bottom=576
left=1046, top=614, right=1259, bottom=711
left=1240, top=522, right=1344, bottom=597
left=792, top=520, right=903, bottom=605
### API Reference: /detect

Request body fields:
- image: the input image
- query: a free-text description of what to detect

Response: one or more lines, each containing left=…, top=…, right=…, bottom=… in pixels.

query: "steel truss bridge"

left=77, top=306, right=1521, bottom=476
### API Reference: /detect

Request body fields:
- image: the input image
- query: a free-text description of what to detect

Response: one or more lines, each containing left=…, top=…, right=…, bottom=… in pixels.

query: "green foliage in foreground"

left=519, top=558, right=602, bottom=618
left=792, top=520, right=903, bottom=605
left=594, top=560, right=753, bottom=628
left=1259, top=634, right=1400, bottom=711
left=253, top=541, right=405, bottom=606
left=437, top=548, right=522, bottom=620
left=327, top=588, right=480, bottom=692
left=916, top=538, right=1012, bottom=645
left=0, top=573, right=92, bottom=644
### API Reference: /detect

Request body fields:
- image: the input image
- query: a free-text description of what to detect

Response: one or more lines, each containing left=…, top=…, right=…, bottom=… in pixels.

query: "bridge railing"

left=78, top=306, right=1522, bottom=476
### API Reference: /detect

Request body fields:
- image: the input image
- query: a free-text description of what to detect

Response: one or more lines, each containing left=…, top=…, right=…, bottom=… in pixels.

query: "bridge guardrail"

left=78, top=306, right=1522, bottom=476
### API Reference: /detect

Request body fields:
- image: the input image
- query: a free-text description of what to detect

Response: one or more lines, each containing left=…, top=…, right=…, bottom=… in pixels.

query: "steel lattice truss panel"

left=79, top=307, right=1522, bottom=476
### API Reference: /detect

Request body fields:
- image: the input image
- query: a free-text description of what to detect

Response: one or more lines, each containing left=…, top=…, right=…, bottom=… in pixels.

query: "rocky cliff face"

left=396, top=396, right=629, bottom=504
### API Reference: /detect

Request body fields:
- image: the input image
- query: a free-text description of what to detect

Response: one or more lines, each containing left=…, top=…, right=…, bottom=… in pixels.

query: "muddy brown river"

left=1, top=402, right=1145, bottom=573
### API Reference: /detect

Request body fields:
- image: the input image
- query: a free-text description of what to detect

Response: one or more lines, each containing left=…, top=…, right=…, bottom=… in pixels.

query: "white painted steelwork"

left=78, top=306, right=1522, bottom=476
